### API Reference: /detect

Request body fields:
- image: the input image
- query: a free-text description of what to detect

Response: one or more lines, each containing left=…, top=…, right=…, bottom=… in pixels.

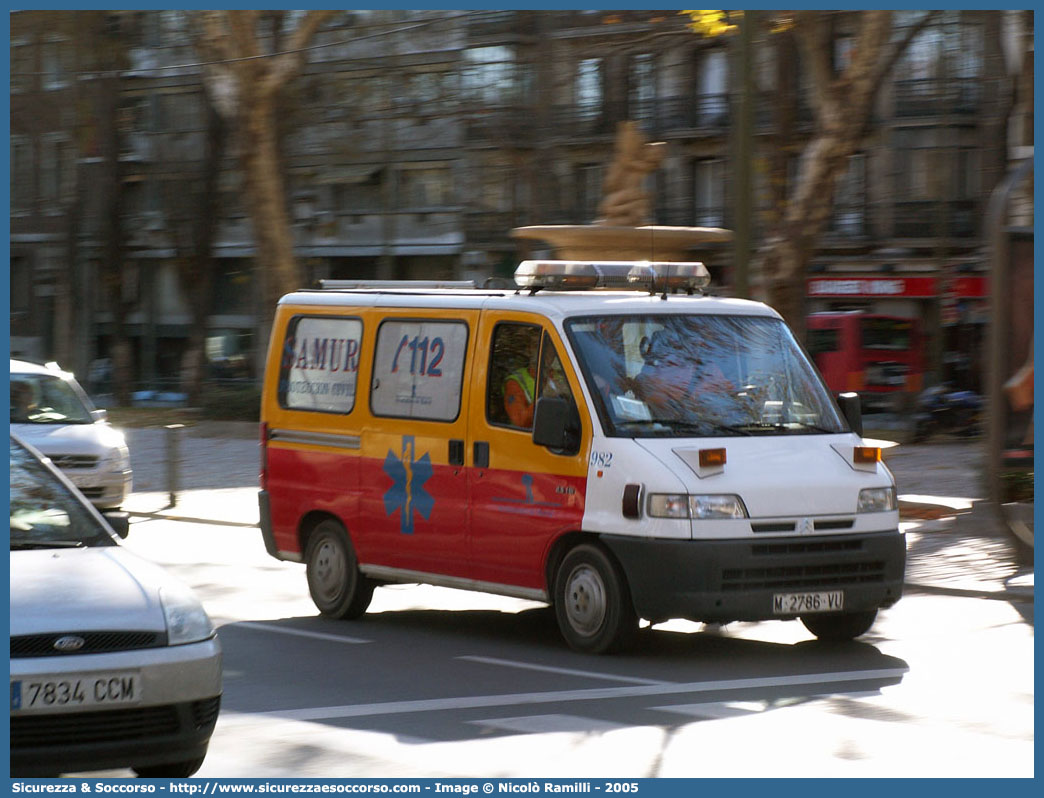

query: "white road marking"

left=469, top=713, right=628, bottom=734
left=234, top=621, right=371, bottom=644
left=457, top=655, right=667, bottom=685
left=232, top=667, right=908, bottom=723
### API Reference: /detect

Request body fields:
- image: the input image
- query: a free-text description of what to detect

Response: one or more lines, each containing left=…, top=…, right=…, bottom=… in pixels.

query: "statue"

left=595, top=121, right=666, bottom=227
left=511, top=119, right=729, bottom=261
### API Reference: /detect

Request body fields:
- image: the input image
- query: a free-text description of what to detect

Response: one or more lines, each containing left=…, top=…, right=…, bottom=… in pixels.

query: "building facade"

left=9, top=10, right=1029, bottom=395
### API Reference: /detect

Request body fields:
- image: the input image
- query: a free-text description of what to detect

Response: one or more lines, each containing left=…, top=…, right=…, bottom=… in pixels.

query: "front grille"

left=751, top=519, right=855, bottom=533
left=50, top=455, right=99, bottom=470
left=12, top=705, right=180, bottom=747
left=191, top=696, right=222, bottom=729
left=815, top=519, right=855, bottom=530
left=752, top=539, right=863, bottom=556
left=722, top=560, right=887, bottom=591
left=78, top=488, right=105, bottom=499
left=721, top=536, right=887, bottom=592
left=11, top=697, right=221, bottom=749
left=751, top=522, right=794, bottom=533
left=11, top=631, right=165, bottom=658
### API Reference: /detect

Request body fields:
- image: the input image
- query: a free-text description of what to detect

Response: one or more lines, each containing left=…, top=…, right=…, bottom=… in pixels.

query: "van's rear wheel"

left=801, top=609, right=878, bottom=641
left=305, top=520, right=373, bottom=619
left=553, top=544, right=636, bottom=654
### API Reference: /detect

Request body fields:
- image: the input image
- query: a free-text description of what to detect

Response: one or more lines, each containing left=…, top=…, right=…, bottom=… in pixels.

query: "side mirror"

left=532, top=396, right=580, bottom=454
left=91, top=408, right=108, bottom=423
left=103, top=511, right=130, bottom=539
left=837, top=392, right=863, bottom=437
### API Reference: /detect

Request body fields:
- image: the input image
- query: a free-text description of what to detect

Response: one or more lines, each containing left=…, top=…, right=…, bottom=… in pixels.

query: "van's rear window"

left=278, top=315, right=363, bottom=414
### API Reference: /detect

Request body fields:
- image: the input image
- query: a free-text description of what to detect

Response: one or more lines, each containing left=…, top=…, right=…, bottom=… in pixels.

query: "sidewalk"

left=900, top=498, right=1033, bottom=602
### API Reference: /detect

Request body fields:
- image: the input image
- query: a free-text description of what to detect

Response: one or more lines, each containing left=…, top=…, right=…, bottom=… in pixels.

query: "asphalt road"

left=102, top=499, right=1032, bottom=779
left=102, top=428, right=1033, bottom=778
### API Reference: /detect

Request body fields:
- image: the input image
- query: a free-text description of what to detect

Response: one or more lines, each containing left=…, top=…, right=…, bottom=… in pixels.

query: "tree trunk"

left=181, top=93, right=227, bottom=405
left=240, top=96, right=298, bottom=370
left=100, top=68, right=133, bottom=406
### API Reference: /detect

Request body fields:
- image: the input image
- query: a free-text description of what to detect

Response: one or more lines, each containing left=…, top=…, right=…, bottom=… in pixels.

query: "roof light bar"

left=514, top=260, right=710, bottom=292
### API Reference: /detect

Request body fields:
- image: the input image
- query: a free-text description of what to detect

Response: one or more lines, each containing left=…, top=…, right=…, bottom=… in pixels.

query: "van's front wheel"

left=553, top=544, right=637, bottom=654
left=801, top=609, right=878, bottom=641
left=305, top=520, right=374, bottom=619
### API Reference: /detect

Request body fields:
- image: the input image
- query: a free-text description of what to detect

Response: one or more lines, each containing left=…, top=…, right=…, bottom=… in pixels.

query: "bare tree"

left=684, top=10, right=937, bottom=339
left=160, top=90, right=228, bottom=404
left=94, top=21, right=135, bottom=406
left=194, top=10, right=334, bottom=364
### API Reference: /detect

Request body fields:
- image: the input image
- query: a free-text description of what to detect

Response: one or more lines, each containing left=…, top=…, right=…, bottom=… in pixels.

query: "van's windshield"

left=566, top=314, right=847, bottom=438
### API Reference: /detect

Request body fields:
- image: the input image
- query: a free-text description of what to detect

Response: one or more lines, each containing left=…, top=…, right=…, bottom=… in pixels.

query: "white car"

left=9, top=435, right=222, bottom=777
left=10, top=358, right=132, bottom=510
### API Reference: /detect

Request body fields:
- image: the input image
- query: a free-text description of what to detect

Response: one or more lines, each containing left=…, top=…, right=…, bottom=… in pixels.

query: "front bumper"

left=67, top=468, right=132, bottom=510
left=10, top=636, right=221, bottom=776
left=11, top=696, right=221, bottom=776
left=602, top=529, right=906, bottom=624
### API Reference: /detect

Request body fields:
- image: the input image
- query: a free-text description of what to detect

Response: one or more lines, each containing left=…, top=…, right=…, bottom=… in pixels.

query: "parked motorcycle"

left=911, top=384, right=982, bottom=442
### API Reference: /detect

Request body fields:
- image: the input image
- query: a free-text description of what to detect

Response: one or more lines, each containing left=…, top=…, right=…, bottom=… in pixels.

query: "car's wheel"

left=801, top=609, right=878, bottom=642
left=305, top=519, right=374, bottom=619
left=553, top=544, right=637, bottom=654
left=133, top=756, right=206, bottom=778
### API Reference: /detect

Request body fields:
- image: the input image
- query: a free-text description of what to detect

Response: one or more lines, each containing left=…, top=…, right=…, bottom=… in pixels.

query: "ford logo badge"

left=53, top=635, right=86, bottom=652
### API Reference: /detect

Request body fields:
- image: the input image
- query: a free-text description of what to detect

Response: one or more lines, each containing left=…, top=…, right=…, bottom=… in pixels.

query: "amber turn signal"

left=699, top=448, right=727, bottom=467
left=854, top=446, right=881, bottom=464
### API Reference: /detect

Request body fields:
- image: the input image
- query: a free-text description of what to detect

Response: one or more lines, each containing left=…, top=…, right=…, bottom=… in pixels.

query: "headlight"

left=647, top=494, right=689, bottom=518
left=689, top=494, right=748, bottom=519
left=100, top=446, right=130, bottom=474
left=647, top=493, right=748, bottom=519
left=160, top=586, right=215, bottom=645
left=858, top=486, right=898, bottom=513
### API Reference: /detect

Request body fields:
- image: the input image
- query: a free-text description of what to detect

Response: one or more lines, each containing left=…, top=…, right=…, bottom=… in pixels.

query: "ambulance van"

left=259, top=260, right=905, bottom=653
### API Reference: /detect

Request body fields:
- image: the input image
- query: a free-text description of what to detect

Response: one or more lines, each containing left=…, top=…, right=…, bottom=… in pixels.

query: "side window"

left=279, top=316, right=363, bottom=413
left=807, top=328, right=840, bottom=357
left=487, top=325, right=577, bottom=432
left=537, top=331, right=576, bottom=407
left=487, top=323, right=541, bottom=430
left=371, top=319, right=469, bottom=421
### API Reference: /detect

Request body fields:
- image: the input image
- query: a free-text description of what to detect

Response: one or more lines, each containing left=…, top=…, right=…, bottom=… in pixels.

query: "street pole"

left=165, top=423, right=184, bottom=508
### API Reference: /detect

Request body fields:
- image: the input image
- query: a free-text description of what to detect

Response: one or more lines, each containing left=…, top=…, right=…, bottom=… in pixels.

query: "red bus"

left=807, top=312, right=923, bottom=404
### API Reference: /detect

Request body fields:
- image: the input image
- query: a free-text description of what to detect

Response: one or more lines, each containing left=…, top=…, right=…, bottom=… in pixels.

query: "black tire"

left=305, top=520, right=374, bottom=619
left=133, top=756, right=206, bottom=778
left=553, top=544, right=637, bottom=654
left=801, top=609, right=878, bottom=642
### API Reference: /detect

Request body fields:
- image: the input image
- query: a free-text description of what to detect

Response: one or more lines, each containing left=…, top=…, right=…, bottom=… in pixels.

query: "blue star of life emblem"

left=383, top=435, right=434, bottom=534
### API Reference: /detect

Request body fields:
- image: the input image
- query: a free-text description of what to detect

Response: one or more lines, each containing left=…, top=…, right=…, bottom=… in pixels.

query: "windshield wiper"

left=740, top=421, right=836, bottom=435
left=10, top=539, right=87, bottom=550
left=619, top=419, right=754, bottom=436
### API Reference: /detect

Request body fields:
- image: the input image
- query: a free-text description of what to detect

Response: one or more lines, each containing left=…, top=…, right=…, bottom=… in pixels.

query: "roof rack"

left=318, top=279, right=478, bottom=290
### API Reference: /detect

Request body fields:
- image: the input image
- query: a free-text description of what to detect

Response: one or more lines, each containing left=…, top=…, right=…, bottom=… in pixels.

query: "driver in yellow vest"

left=503, top=364, right=537, bottom=429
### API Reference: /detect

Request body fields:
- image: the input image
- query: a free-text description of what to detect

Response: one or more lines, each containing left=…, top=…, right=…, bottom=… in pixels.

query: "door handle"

left=449, top=439, right=465, bottom=466
left=473, top=441, right=490, bottom=468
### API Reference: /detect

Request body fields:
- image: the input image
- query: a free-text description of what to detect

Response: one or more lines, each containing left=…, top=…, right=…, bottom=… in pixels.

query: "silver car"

left=10, top=358, right=132, bottom=510
left=9, top=435, right=222, bottom=777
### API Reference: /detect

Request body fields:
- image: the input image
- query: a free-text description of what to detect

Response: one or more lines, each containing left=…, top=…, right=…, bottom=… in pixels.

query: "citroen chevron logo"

left=383, top=435, right=434, bottom=535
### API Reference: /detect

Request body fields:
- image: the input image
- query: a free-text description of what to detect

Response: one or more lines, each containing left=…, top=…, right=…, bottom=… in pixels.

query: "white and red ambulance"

left=259, top=261, right=905, bottom=653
